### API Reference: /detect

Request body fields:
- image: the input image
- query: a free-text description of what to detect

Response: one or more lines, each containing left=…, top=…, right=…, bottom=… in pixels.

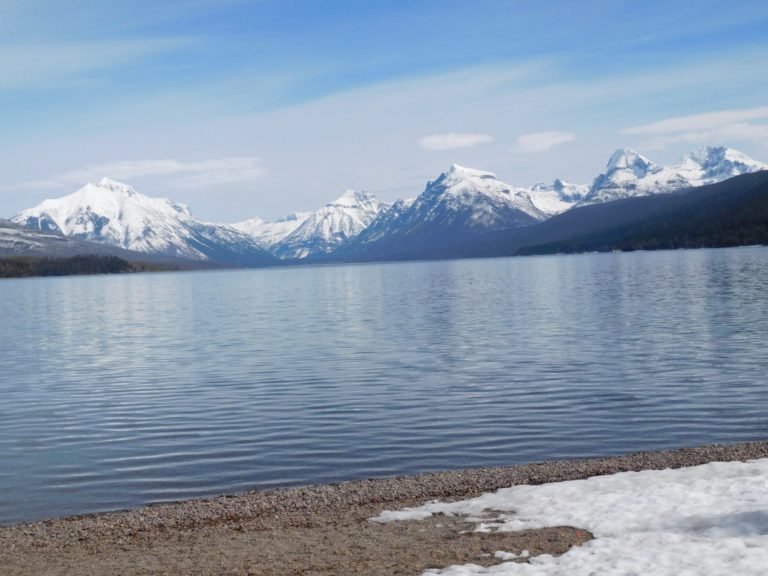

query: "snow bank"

left=373, top=458, right=768, bottom=575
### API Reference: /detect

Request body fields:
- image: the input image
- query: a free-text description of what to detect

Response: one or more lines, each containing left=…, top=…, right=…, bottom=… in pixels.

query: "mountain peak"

left=606, top=148, right=656, bottom=172
left=446, top=163, right=497, bottom=180
left=98, top=176, right=123, bottom=186
left=684, top=145, right=766, bottom=170
left=94, top=177, right=137, bottom=195
left=330, top=189, right=379, bottom=208
left=269, top=189, right=389, bottom=259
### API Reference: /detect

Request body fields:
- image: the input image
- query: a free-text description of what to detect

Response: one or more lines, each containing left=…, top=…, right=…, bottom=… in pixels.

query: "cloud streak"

left=513, top=131, right=576, bottom=153
left=11, top=157, right=266, bottom=191
left=418, top=133, right=494, bottom=151
left=623, top=106, right=768, bottom=149
left=624, top=106, right=768, bottom=135
left=0, top=38, right=191, bottom=90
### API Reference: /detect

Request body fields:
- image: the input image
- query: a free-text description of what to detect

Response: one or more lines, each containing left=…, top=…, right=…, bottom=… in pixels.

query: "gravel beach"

left=2, top=441, right=767, bottom=576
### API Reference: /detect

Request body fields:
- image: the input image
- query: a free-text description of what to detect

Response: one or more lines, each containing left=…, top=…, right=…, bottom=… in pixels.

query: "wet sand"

left=2, top=441, right=767, bottom=575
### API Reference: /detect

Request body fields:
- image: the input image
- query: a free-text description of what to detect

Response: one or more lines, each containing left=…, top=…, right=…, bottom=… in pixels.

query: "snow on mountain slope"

left=271, top=189, right=388, bottom=259
left=12, top=178, right=276, bottom=265
left=398, top=164, right=545, bottom=231
left=340, top=164, right=546, bottom=259
left=580, top=146, right=767, bottom=206
left=384, top=163, right=544, bottom=232
left=232, top=212, right=311, bottom=249
left=529, top=179, right=589, bottom=215
left=580, top=148, right=663, bottom=205
left=650, top=146, right=768, bottom=190
left=0, top=219, right=98, bottom=256
left=0, top=218, right=169, bottom=261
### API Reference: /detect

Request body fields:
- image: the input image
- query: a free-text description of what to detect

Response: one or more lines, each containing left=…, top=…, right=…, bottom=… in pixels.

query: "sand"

left=2, top=441, right=767, bottom=575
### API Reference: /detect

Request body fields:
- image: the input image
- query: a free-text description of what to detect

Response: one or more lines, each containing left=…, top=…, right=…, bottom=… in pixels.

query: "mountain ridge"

left=330, top=163, right=546, bottom=262
left=271, top=189, right=389, bottom=259
left=579, top=145, right=767, bottom=206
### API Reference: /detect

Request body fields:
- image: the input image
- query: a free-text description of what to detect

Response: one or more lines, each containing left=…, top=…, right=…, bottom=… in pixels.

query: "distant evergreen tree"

left=0, top=255, right=135, bottom=278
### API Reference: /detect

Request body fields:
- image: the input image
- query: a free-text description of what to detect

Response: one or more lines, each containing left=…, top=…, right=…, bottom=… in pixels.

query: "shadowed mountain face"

left=517, top=171, right=768, bottom=255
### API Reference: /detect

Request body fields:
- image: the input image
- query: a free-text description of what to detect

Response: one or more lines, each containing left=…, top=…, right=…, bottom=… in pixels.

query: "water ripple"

left=1, top=248, right=768, bottom=524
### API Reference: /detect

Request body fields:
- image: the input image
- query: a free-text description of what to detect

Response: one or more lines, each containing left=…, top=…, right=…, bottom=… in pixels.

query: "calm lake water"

left=1, top=248, right=768, bottom=524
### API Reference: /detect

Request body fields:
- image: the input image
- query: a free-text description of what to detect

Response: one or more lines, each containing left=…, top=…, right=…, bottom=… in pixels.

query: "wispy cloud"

left=513, top=131, right=575, bottom=153
left=418, top=133, right=494, bottom=151
left=624, top=106, right=768, bottom=135
left=12, top=157, right=266, bottom=191
left=623, top=106, right=768, bottom=149
left=0, top=38, right=191, bottom=90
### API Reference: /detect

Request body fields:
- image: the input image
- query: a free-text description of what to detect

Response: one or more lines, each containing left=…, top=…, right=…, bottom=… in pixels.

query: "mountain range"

left=7, top=146, right=768, bottom=267
left=234, top=189, right=389, bottom=259
left=580, top=146, right=766, bottom=205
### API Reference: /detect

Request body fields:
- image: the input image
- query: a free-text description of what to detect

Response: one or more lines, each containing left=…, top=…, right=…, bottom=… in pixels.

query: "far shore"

left=2, top=441, right=767, bottom=575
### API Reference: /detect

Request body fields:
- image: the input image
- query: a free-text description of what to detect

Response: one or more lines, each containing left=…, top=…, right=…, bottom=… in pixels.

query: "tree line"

left=0, top=255, right=140, bottom=278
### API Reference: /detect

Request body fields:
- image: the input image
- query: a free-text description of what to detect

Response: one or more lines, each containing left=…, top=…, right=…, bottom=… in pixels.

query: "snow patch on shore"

left=373, top=458, right=768, bottom=575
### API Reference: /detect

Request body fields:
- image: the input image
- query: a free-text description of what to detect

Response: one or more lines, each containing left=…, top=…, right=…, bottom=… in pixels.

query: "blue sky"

left=2, top=0, right=768, bottom=220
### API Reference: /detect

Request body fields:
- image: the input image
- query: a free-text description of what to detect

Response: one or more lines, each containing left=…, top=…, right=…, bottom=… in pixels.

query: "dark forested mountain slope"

left=514, top=170, right=768, bottom=255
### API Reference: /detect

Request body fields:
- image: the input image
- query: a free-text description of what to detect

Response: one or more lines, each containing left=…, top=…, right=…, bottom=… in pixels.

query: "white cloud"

left=513, top=131, right=576, bottom=153
left=418, top=133, right=494, bottom=151
left=10, top=157, right=266, bottom=191
left=623, top=106, right=768, bottom=150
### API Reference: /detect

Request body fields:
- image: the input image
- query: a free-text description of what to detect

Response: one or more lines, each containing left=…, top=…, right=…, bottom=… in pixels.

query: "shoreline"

left=2, top=440, right=767, bottom=575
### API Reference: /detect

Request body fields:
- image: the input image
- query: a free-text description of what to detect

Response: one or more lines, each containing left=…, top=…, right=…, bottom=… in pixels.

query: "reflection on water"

left=1, top=247, right=768, bottom=524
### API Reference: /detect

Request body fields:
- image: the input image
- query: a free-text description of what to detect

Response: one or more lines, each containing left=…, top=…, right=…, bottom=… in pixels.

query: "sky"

left=1, top=0, right=768, bottom=221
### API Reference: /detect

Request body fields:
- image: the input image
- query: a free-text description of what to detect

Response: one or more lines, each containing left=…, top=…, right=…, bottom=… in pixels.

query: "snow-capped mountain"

left=269, top=189, right=389, bottom=259
left=580, top=148, right=662, bottom=205
left=580, top=146, right=767, bottom=206
left=378, top=163, right=544, bottom=233
left=12, top=178, right=277, bottom=266
left=650, top=146, right=768, bottom=190
left=340, top=164, right=546, bottom=259
left=232, top=212, right=311, bottom=249
left=529, top=179, right=589, bottom=215
left=402, top=163, right=545, bottom=227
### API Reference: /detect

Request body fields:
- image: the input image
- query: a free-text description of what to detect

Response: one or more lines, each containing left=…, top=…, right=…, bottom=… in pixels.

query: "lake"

left=1, top=247, right=767, bottom=525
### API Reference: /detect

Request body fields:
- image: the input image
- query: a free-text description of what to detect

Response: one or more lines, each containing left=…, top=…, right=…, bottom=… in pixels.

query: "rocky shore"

left=2, top=441, right=767, bottom=575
